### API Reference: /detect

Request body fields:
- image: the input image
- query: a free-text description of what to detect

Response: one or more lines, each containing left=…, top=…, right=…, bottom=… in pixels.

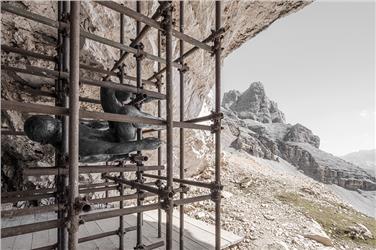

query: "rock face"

left=222, top=90, right=240, bottom=109
left=223, top=83, right=376, bottom=191
left=228, top=82, right=286, bottom=123
left=1, top=1, right=311, bottom=191
left=284, top=124, right=320, bottom=148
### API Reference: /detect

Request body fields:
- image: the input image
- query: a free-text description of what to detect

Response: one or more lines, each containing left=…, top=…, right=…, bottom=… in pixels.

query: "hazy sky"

left=223, top=0, right=375, bottom=156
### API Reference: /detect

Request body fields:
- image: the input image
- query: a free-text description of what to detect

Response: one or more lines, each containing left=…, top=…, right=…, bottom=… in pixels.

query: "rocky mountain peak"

left=221, top=83, right=375, bottom=191
left=223, top=82, right=286, bottom=124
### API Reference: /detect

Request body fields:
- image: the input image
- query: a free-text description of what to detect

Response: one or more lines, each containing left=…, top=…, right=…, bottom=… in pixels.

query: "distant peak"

left=249, top=81, right=264, bottom=90
left=222, top=81, right=285, bottom=124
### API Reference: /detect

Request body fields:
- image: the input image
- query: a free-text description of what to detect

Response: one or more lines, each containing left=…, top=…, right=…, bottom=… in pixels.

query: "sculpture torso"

left=100, top=87, right=137, bottom=142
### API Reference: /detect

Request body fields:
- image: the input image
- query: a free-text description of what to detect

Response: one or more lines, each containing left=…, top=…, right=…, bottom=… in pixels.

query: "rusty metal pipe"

left=1, top=65, right=165, bottom=99
left=156, top=28, right=163, bottom=239
left=214, top=2, right=222, bottom=250
left=179, top=2, right=185, bottom=250
left=23, top=165, right=164, bottom=176
left=164, top=4, right=174, bottom=249
left=96, top=1, right=211, bottom=52
left=143, top=173, right=213, bottom=189
left=147, top=30, right=221, bottom=81
left=135, top=2, right=144, bottom=248
left=103, top=2, right=168, bottom=81
left=67, top=2, right=80, bottom=249
left=119, top=11, right=126, bottom=249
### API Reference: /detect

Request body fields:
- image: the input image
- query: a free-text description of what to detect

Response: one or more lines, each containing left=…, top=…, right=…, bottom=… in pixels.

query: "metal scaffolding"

left=1, top=1, right=223, bottom=250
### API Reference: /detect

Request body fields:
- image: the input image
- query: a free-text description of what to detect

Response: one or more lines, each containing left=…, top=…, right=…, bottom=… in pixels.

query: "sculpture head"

left=115, top=90, right=133, bottom=104
left=24, top=115, right=61, bottom=145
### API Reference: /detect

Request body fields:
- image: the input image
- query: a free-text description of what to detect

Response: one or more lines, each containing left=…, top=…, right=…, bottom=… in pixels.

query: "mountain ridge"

left=222, top=82, right=376, bottom=191
left=341, top=149, right=376, bottom=176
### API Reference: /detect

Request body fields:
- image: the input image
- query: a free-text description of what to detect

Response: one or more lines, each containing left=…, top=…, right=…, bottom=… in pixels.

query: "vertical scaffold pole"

left=157, top=30, right=162, bottom=239
left=179, top=2, right=185, bottom=250
left=56, top=1, right=69, bottom=249
left=214, top=1, right=222, bottom=250
left=68, top=2, right=80, bottom=249
left=118, top=10, right=125, bottom=250
left=164, top=2, right=174, bottom=250
left=135, top=1, right=144, bottom=248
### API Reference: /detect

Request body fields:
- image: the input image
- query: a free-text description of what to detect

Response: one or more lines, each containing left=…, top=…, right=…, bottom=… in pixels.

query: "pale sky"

left=223, top=0, right=375, bottom=156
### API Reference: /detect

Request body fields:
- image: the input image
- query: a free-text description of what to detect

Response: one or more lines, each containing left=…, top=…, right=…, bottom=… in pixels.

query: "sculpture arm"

left=125, top=105, right=165, bottom=130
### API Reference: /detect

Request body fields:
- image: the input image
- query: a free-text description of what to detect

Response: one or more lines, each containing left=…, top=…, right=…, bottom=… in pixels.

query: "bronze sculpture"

left=24, top=88, right=162, bottom=163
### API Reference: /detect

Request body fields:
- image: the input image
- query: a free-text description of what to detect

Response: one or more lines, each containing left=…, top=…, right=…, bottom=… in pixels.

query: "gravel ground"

left=183, top=150, right=375, bottom=250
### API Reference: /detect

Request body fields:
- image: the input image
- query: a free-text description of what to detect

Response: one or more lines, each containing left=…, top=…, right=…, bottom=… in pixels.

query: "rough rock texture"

left=284, top=123, right=320, bottom=148
left=223, top=83, right=376, bottom=191
left=186, top=151, right=376, bottom=249
left=228, top=82, right=286, bottom=123
left=222, top=90, right=240, bottom=109
left=1, top=0, right=311, bottom=191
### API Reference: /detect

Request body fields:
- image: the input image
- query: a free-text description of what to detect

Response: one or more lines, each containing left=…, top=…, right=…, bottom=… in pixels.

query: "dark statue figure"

left=100, top=87, right=162, bottom=142
left=24, top=87, right=163, bottom=163
left=24, top=115, right=160, bottom=163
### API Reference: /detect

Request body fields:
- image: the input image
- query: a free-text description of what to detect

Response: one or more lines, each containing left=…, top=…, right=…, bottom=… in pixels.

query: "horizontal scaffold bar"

left=1, top=130, right=26, bottom=136
left=173, top=194, right=212, bottom=206
left=143, top=241, right=165, bottom=250
left=2, top=65, right=165, bottom=100
left=143, top=173, right=213, bottom=189
left=185, top=112, right=223, bottom=124
left=104, top=3, right=168, bottom=81
left=78, top=230, right=118, bottom=243
left=80, top=203, right=161, bottom=222
left=1, top=183, right=114, bottom=199
left=96, top=1, right=212, bottom=52
left=1, top=193, right=56, bottom=204
left=147, top=28, right=224, bottom=81
left=89, top=192, right=155, bottom=205
left=1, top=44, right=159, bottom=87
left=1, top=219, right=64, bottom=238
left=1, top=45, right=55, bottom=61
left=102, top=175, right=161, bottom=195
left=1, top=194, right=211, bottom=238
left=1, top=188, right=56, bottom=198
left=1, top=3, right=183, bottom=69
left=1, top=192, right=156, bottom=218
left=23, top=165, right=165, bottom=176
left=32, top=243, right=57, bottom=250
left=1, top=100, right=213, bottom=131
left=1, top=204, right=61, bottom=218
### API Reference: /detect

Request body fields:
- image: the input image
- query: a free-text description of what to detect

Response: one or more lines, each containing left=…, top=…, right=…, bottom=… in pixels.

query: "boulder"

left=303, top=220, right=333, bottom=247
left=345, top=223, right=373, bottom=240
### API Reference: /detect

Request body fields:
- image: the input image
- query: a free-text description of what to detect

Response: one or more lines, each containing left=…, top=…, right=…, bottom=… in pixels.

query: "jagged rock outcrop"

left=1, top=1, right=311, bottom=191
left=227, top=82, right=286, bottom=123
left=222, top=90, right=241, bottom=109
left=284, top=124, right=320, bottom=148
left=223, top=83, right=376, bottom=191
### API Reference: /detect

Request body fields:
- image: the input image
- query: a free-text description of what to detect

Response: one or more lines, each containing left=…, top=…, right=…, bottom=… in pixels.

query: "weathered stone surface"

left=228, top=82, right=286, bottom=123
left=223, top=82, right=376, bottom=191
left=222, top=90, right=241, bottom=109
left=345, top=223, right=373, bottom=240
left=1, top=1, right=311, bottom=190
left=284, top=123, right=320, bottom=148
